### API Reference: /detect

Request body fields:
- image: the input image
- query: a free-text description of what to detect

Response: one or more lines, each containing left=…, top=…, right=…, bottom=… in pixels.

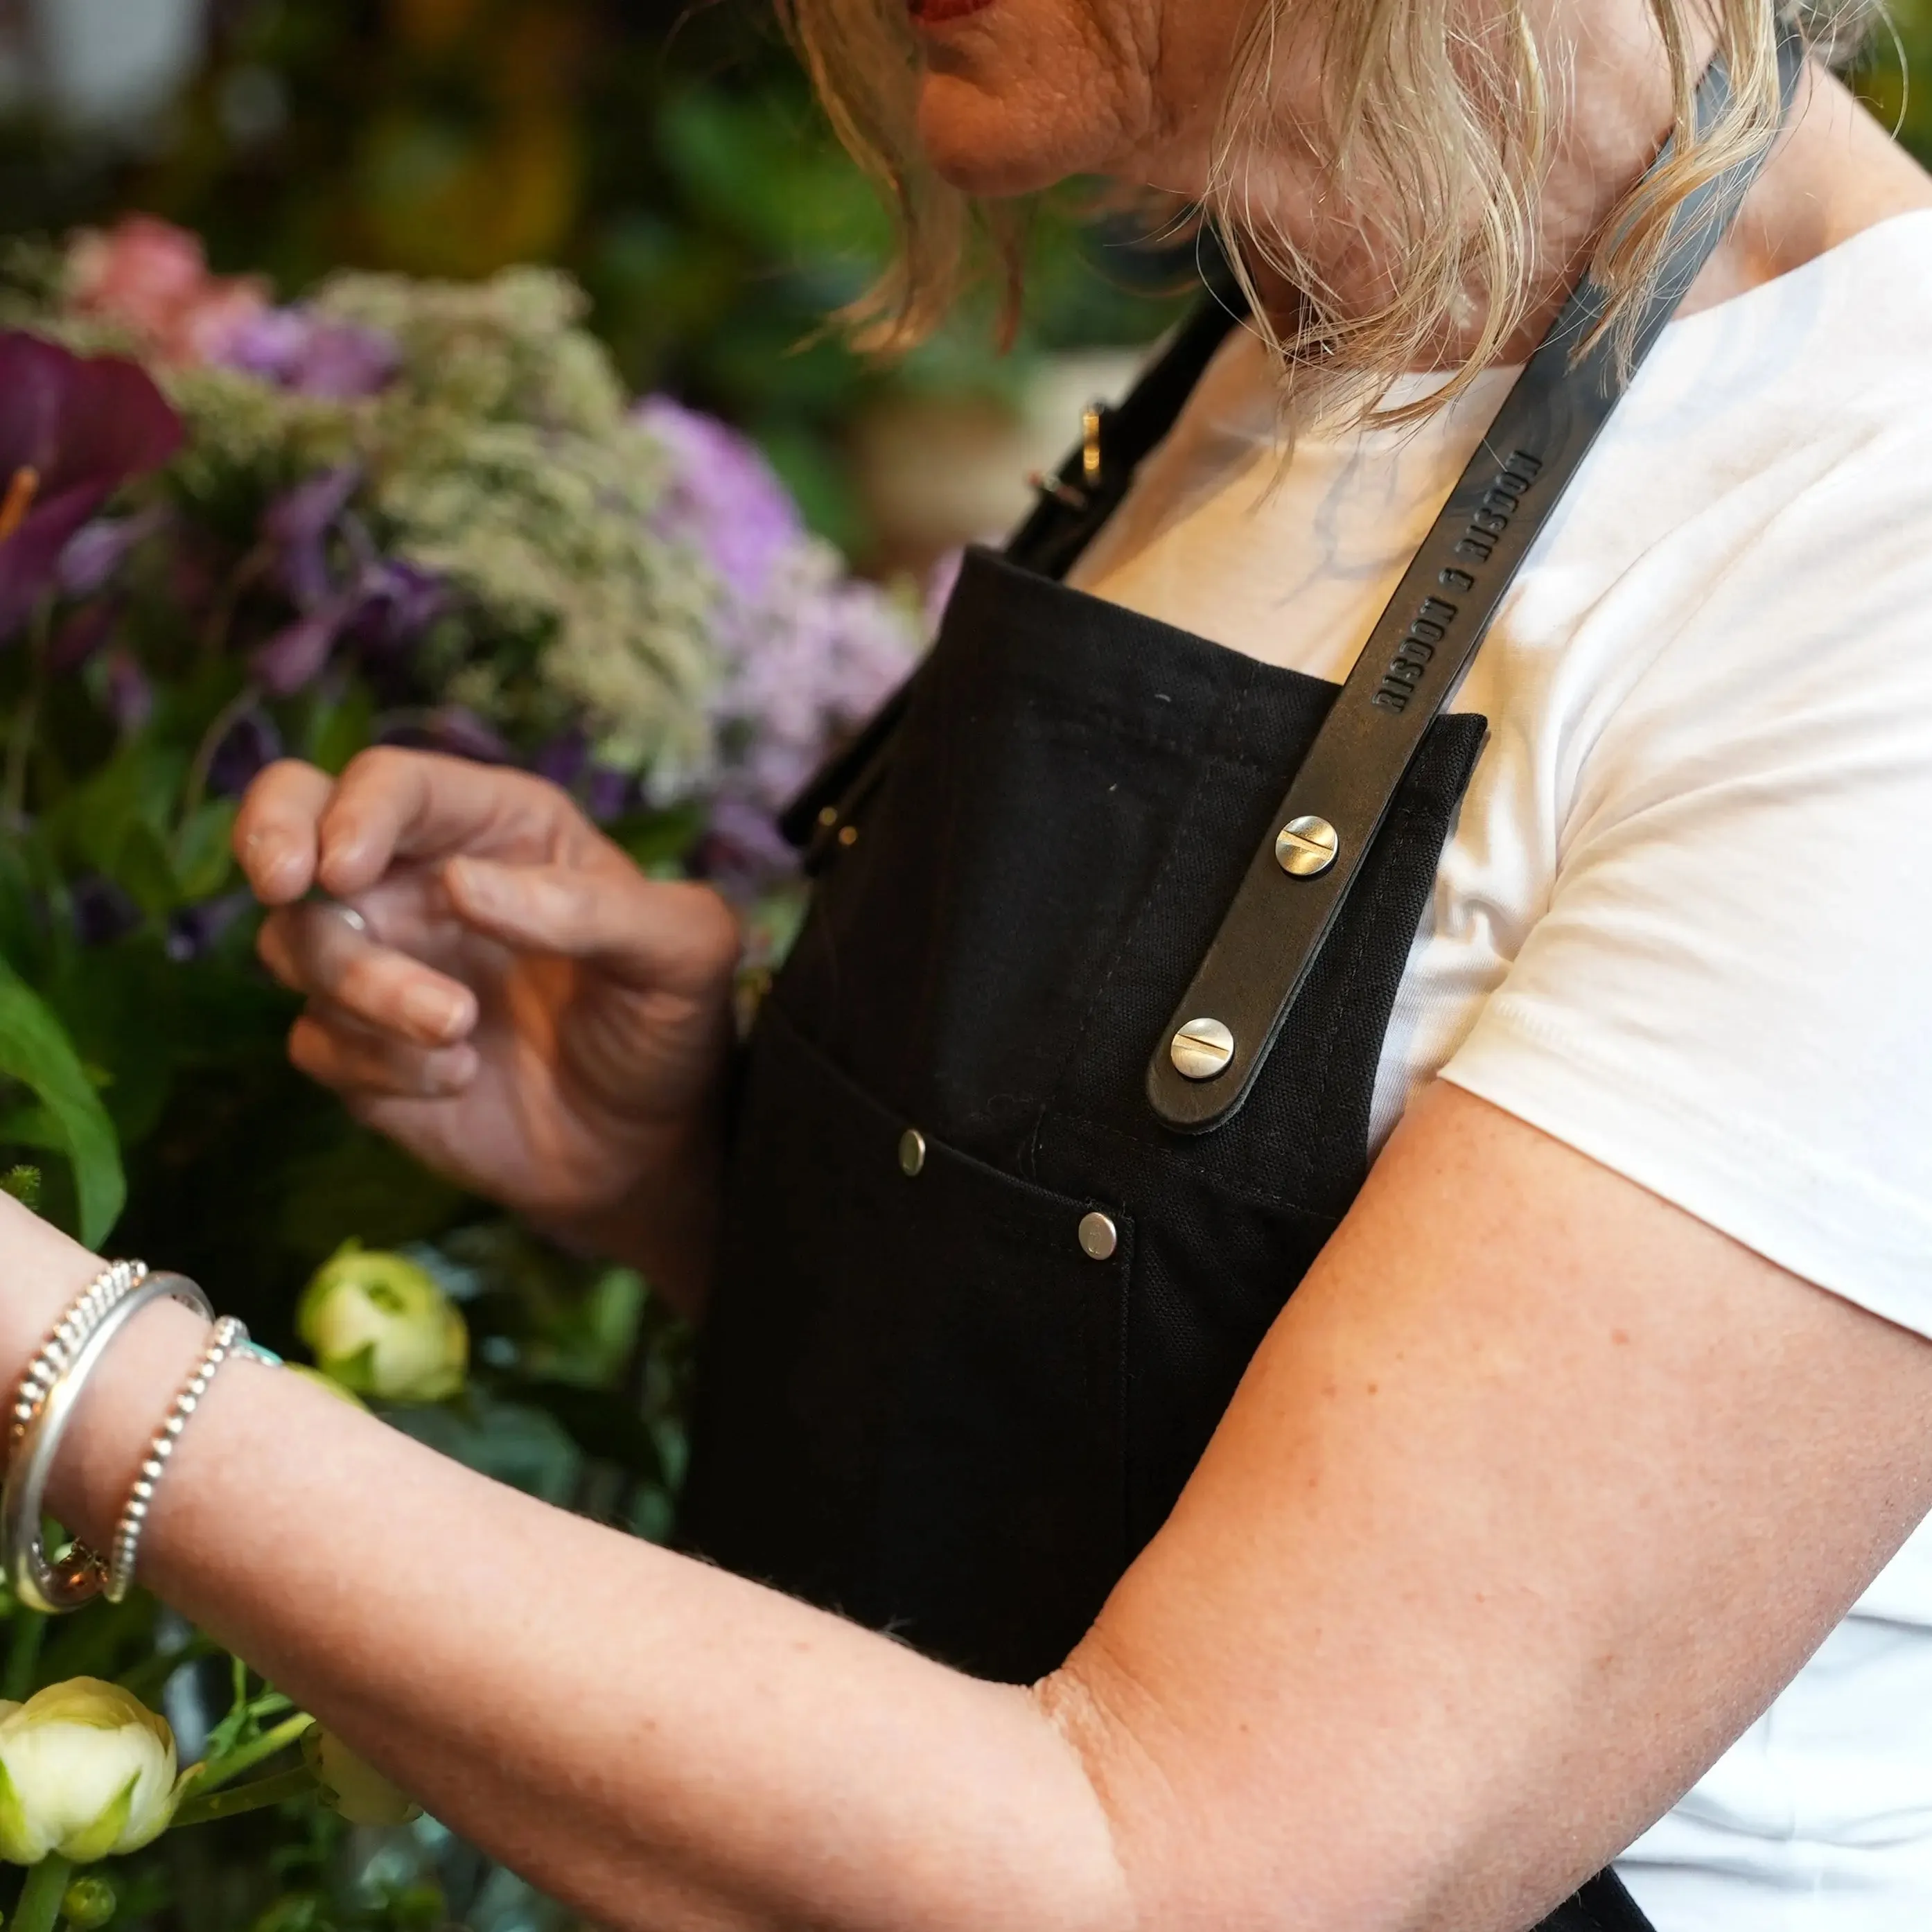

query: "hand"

left=234, top=750, right=741, bottom=1297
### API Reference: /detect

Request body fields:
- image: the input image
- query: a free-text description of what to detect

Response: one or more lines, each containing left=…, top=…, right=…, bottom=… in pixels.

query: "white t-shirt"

left=1070, top=210, right=1932, bottom=1932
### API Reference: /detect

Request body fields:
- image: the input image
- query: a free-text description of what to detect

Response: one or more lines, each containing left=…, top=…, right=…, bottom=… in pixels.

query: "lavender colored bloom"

left=207, top=707, right=283, bottom=798
left=166, top=893, right=249, bottom=963
left=58, top=508, right=164, bottom=599
left=223, top=308, right=398, bottom=401
left=254, top=601, right=356, bottom=698
left=265, top=464, right=360, bottom=613
left=635, top=397, right=803, bottom=601
left=70, top=876, right=141, bottom=947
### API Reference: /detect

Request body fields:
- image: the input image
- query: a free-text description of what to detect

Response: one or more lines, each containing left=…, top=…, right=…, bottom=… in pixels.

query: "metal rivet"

left=898, top=1129, right=927, bottom=1177
left=1079, top=1212, right=1118, bottom=1262
left=837, top=825, right=861, bottom=849
left=1170, top=1017, right=1236, bottom=1082
left=1275, top=815, right=1340, bottom=879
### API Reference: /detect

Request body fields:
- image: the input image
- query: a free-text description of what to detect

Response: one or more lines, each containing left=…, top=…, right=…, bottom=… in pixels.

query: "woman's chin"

left=914, top=77, right=1091, bottom=197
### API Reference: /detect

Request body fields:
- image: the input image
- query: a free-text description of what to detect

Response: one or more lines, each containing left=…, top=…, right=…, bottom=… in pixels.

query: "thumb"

left=442, top=856, right=739, bottom=995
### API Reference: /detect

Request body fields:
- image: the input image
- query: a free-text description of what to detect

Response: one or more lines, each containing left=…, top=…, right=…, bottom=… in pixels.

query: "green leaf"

left=0, top=960, right=125, bottom=1246
left=175, top=800, right=239, bottom=902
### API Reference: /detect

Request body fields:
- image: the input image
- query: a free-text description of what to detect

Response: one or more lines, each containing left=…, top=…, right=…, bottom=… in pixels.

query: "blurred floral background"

left=0, top=1, right=1920, bottom=1928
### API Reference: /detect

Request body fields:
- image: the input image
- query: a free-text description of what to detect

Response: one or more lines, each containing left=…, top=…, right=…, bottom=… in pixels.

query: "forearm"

left=11, top=1202, right=1127, bottom=1931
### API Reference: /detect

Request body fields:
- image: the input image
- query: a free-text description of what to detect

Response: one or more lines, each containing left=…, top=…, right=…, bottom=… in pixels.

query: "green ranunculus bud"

left=0, top=1680, right=195, bottom=1866
left=60, top=1873, right=116, bottom=1927
left=295, top=1243, right=467, bottom=1403
left=301, top=1730, right=421, bottom=1828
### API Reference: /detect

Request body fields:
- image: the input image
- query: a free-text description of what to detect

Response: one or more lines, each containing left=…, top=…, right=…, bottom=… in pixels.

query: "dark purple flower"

left=222, top=308, right=398, bottom=401
left=207, top=707, right=283, bottom=798
left=166, top=893, right=249, bottom=963
left=534, top=730, right=588, bottom=791
left=264, top=464, right=360, bottom=613
left=58, top=507, right=166, bottom=599
left=70, top=876, right=141, bottom=947
left=345, top=559, right=446, bottom=659
left=382, top=706, right=514, bottom=765
left=0, top=333, right=182, bottom=640
left=635, top=397, right=803, bottom=600
left=586, top=766, right=634, bottom=825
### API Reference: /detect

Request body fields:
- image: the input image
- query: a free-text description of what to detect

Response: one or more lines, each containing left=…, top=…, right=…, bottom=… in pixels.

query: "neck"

left=1241, top=4, right=1932, bottom=371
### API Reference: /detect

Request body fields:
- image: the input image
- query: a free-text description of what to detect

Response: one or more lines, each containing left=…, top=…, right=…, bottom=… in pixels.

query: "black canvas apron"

left=680, top=35, right=1802, bottom=1932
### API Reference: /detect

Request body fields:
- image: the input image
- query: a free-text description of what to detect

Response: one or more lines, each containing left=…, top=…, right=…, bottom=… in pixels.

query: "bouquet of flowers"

left=0, top=216, right=926, bottom=1931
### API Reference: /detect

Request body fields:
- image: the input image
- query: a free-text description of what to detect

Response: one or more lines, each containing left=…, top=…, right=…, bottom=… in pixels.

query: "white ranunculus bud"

left=302, top=1728, right=421, bottom=1827
left=0, top=1680, right=194, bottom=1865
left=296, top=1242, right=468, bottom=1403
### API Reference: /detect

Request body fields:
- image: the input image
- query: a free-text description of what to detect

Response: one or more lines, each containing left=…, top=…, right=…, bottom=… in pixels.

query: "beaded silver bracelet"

left=105, top=1315, right=250, bottom=1605
left=2, top=1270, right=213, bottom=1614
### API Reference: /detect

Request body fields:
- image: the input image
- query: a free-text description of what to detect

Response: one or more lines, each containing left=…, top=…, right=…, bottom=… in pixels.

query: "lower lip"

left=909, top=0, right=996, bottom=23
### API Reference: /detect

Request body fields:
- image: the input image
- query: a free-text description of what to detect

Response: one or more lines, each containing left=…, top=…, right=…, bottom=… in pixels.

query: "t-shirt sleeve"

left=1441, top=441, right=1932, bottom=1337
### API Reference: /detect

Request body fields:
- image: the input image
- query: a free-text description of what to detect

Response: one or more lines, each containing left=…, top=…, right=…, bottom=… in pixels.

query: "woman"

left=5, top=1, right=1932, bottom=1926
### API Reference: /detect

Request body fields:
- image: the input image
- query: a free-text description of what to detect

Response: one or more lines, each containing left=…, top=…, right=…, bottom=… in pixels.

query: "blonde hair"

left=779, top=0, right=1881, bottom=428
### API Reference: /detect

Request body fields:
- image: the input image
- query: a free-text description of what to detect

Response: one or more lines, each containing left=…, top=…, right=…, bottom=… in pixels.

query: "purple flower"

left=207, top=708, right=283, bottom=798
left=534, top=730, right=588, bottom=791
left=222, top=308, right=399, bottom=401
left=376, top=705, right=514, bottom=765
left=345, top=559, right=446, bottom=659
left=58, top=507, right=166, bottom=599
left=585, top=766, right=634, bottom=825
left=0, top=333, right=182, bottom=640
left=635, top=397, right=804, bottom=600
left=70, top=876, right=141, bottom=947
left=265, top=464, right=360, bottom=613
left=254, top=601, right=355, bottom=698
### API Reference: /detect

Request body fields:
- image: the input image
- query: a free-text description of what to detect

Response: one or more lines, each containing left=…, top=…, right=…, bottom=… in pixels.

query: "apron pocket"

left=683, top=1002, right=1133, bottom=1685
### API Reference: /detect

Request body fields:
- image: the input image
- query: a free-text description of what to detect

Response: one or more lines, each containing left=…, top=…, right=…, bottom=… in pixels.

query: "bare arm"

left=10, top=1079, right=1930, bottom=1931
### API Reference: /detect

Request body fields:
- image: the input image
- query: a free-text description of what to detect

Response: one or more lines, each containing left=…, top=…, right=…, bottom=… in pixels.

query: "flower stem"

left=172, top=1766, right=316, bottom=1830
left=2, top=597, right=53, bottom=826
left=177, top=680, right=260, bottom=835
left=184, top=1712, right=315, bottom=1798
left=13, top=1852, right=73, bottom=1932
left=1, top=1603, right=46, bottom=1703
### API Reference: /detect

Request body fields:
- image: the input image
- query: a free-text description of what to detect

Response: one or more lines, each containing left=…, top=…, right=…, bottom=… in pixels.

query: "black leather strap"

left=1147, top=22, right=1804, bottom=1132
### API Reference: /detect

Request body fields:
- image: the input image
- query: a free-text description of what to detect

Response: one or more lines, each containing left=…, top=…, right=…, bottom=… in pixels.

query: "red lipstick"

left=908, top=0, right=996, bottom=23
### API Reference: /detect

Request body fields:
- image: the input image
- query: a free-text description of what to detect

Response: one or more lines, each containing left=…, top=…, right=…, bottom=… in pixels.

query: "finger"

left=288, top=1006, right=481, bottom=1101
left=313, top=748, right=572, bottom=900
left=260, top=901, right=479, bottom=1047
left=234, top=761, right=337, bottom=905
left=444, top=857, right=739, bottom=995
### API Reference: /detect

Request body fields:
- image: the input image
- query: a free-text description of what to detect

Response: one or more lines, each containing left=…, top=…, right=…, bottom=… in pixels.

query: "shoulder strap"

left=1148, top=21, right=1805, bottom=1132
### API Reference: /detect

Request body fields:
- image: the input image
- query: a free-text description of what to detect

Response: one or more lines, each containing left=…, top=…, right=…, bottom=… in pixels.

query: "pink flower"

left=67, top=216, right=270, bottom=367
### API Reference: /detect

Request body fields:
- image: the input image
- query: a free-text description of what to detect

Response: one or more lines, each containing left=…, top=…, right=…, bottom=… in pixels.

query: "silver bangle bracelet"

left=10, top=1260, right=149, bottom=1452
left=105, top=1315, right=249, bottom=1605
left=2, top=1271, right=213, bottom=1615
